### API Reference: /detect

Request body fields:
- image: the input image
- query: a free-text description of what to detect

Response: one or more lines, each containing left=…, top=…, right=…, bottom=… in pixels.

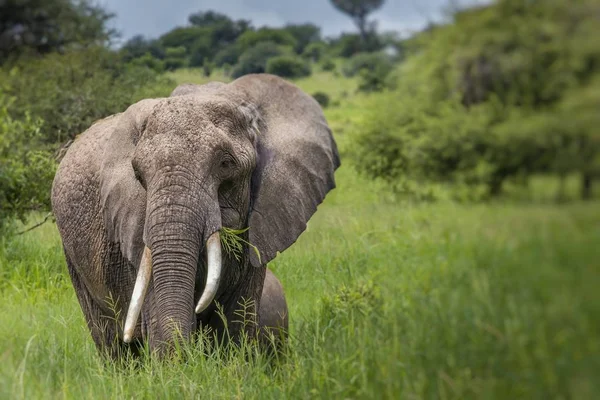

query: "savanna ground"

left=0, top=71, right=598, bottom=399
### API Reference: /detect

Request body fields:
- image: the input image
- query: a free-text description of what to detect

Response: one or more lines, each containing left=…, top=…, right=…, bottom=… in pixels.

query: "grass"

left=0, top=70, right=598, bottom=399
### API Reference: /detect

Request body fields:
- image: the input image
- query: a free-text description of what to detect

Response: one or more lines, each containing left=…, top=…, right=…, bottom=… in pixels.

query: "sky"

left=101, top=0, right=489, bottom=45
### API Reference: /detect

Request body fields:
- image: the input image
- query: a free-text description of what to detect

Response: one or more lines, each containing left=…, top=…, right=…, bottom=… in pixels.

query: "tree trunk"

left=581, top=172, right=592, bottom=200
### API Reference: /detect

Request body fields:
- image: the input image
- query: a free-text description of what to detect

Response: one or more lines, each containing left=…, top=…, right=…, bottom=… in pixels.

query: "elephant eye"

left=220, top=158, right=235, bottom=170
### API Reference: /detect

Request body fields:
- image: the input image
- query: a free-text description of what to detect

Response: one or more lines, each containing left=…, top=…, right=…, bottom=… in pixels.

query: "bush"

left=2, top=47, right=174, bottom=145
left=128, top=53, right=165, bottom=72
left=321, top=58, right=336, bottom=72
left=312, top=92, right=330, bottom=108
left=342, top=52, right=395, bottom=92
left=351, top=0, right=600, bottom=200
left=231, top=41, right=290, bottom=78
left=202, top=60, right=214, bottom=77
left=0, top=92, right=55, bottom=233
left=330, top=33, right=382, bottom=58
left=236, top=28, right=297, bottom=51
left=265, top=56, right=311, bottom=79
left=302, top=42, right=327, bottom=62
left=342, top=52, right=394, bottom=78
left=164, top=46, right=187, bottom=70
left=214, top=44, right=243, bottom=67
left=350, top=90, right=496, bottom=200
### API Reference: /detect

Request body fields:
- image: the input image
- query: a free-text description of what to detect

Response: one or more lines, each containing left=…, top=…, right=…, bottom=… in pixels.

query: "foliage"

left=236, top=28, right=297, bottom=51
left=342, top=51, right=393, bottom=77
left=120, top=35, right=165, bottom=62
left=188, top=10, right=250, bottom=45
left=321, top=58, right=337, bottom=72
left=219, top=227, right=261, bottom=263
left=202, top=60, right=214, bottom=77
left=231, top=42, right=291, bottom=78
left=312, top=91, right=331, bottom=108
left=330, top=0, right=385, bottom=42
left=265, top=56, right=311, bottom=79
left=283, top=24, right=322, bottom=54
left=0, top=93, right=55, bottom=233
left=164, top=46, right=188, bottom=70
left=2, top=47, right=174, bottom=145
left=159, top=27, right=206, bottom=53
left=303, top=42, right=327, bottom=62
left=351, top=0, right=600, bottom=199
left=330, top=32, right=382, bottom=57
left=213, top=44, right=244, bottom=67
left=128, top=52, right=165, bottom=72
left=0, top=0, right=116, bottom=61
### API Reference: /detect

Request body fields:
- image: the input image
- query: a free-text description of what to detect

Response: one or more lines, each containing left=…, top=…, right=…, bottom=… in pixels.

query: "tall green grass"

left=0, top=70, right=598, bottom=399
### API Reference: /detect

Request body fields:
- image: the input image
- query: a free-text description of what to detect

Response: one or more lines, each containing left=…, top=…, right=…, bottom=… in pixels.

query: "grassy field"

left=0, top=70, right=598, bottom=399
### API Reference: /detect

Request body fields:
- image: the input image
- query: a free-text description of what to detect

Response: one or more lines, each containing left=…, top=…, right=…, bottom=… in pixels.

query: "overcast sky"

left=101, top=0, right=489, bottom=44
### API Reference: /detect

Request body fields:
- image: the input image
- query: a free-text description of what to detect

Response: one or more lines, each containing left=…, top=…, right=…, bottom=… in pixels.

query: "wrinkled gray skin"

left=51, top=74, right=338, bottom=359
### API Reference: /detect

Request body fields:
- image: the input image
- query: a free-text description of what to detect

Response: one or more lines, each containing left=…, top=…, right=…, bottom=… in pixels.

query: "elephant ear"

left=230, top=74, right=340, bottom=266
left=99, top=99, right=161, bottom=265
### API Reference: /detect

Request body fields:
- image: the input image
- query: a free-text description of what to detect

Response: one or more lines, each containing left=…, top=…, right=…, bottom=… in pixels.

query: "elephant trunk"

left=124, top=186, right=222, bottom=353
left=150, top=227, right=201, bottom=348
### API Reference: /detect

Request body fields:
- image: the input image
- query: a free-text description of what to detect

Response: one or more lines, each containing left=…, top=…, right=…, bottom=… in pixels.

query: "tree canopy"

left=330, top=0, right=384, bottom=42
left=0, top=0, right=116, bottom=61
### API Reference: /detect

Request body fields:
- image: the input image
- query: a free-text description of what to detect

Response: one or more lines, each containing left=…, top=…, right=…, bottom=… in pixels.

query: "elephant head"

left=97, top=75, right=339, bottom=351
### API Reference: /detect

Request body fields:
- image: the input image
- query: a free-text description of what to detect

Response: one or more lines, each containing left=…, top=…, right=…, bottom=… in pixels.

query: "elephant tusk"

left=123, top=246, right=152, bottom=343
left=195, top=231, right=222, bottom=314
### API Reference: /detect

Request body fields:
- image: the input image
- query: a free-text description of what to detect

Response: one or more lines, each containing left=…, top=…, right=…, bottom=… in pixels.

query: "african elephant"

left=51, top=74, right=339, bottom=358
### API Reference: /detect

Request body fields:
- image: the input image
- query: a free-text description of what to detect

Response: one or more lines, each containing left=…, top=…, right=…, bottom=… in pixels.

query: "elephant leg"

left=65, top=254, right=133, bottom=360
left=258, top=269, right=289, bottom=352
left=205, top=264, right=267, bottom=346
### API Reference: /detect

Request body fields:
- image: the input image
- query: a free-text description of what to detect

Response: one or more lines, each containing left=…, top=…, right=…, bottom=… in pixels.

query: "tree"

left=231, top=41, right=290, bottom=78
left=330, top=0, right=384, bottom=43
left=236, top=28, right=297, bottom=51
left=266, top=55, right=311, bottom=78
left=351, top=0, right=600, bottom=200
left=283, top=24, right=321, bottom=54
left=120, top=35, right=165, bottom=61
left=188, top=10, right=250, bottom=45
left=0, top=0, right=116, bottom=61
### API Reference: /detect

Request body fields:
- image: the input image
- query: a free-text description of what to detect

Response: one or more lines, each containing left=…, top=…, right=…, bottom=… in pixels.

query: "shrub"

left=351, top=0, right=600, bottom=199
left=0, top=92, right=55, bottom=233
left=236, top=28, right=297, bottom=51
left=302, top=42, right=327, bottom=62
left=214, top=44, right=243, bottom=67
left=312, top=92, right=330, bottom=108
left=265, top=56, right=311, bottom=79
left=342, top=52, right=394, bottom=78
left=231, top=41, right=290, bottom=78
left=330, top=33, right=382, bottom=58
left=202, top=60, right=214, bottom=77
left=321, top=58, right=336, bottom=72
left=164, top=46, right=187, bottom=70
left=3, top=47, right=174, bottom=145
left=128, top=53, right=165, bottom=72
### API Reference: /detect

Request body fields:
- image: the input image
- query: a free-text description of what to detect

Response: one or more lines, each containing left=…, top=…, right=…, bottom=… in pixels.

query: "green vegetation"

left=266, top=56, right=312, bottom=79
left=312, top=91, right=331, bottom=108
left=0, top=0, right=598, bottom=398
left=231, top=41, right=292, bottom=78
left=352, top=0, right=600, bottom=200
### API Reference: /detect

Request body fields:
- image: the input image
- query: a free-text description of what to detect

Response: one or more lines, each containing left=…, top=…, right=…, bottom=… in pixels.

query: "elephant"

left=51, top=74, right=339, bottom=359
